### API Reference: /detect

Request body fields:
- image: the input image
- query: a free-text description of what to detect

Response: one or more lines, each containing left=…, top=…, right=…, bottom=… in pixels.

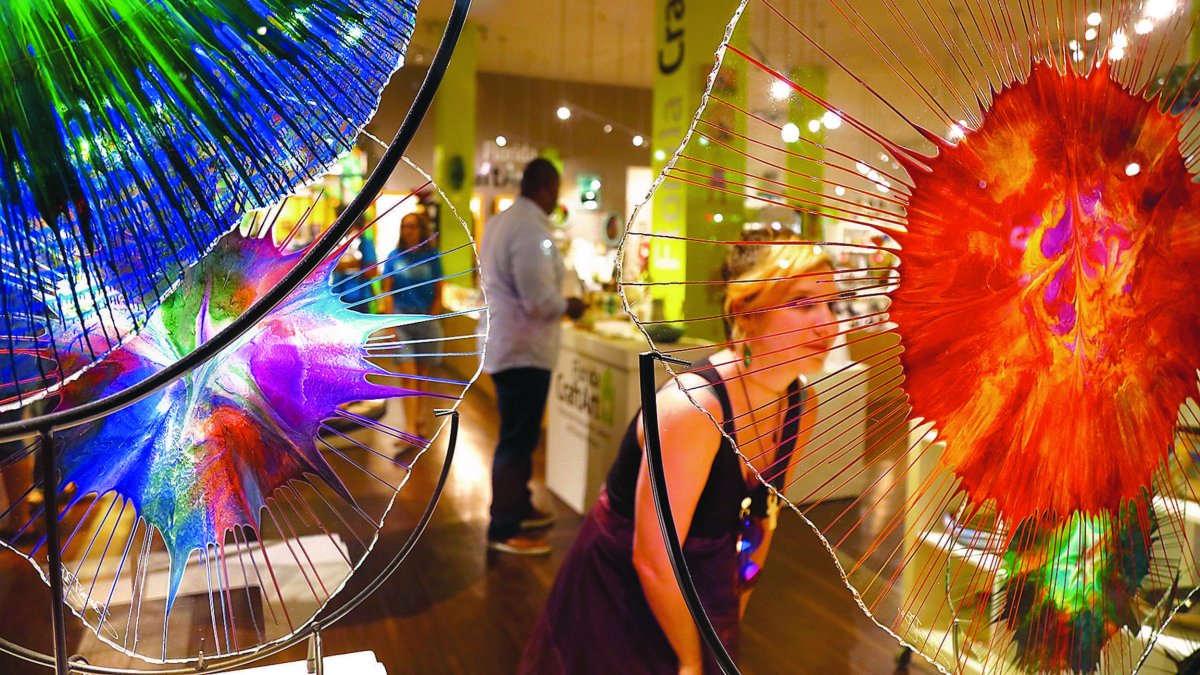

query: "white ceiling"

left=408, top=0, right=657, bottom=89
left=404, top=0, right=1200, bottom=97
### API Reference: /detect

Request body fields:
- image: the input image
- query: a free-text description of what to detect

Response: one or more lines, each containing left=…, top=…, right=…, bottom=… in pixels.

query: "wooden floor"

left=0, top=382, right=933, bottom=674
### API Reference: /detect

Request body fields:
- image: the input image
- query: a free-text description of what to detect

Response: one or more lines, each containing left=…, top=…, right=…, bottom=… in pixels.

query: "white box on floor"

left=226, top=651, right=385, bottom=674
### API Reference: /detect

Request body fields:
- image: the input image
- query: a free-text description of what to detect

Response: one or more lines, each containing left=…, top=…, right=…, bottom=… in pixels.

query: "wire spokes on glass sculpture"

left=0, top=0, right=419, bottom=409
left=620, top=0, right=1200, bottom=672
left=0, top=155, right=485, bottom=664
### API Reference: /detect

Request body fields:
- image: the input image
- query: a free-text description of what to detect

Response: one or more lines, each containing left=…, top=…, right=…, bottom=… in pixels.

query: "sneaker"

left=487, top=535, right=552, bottom=556
left=519, top=507, right=555, bottom=530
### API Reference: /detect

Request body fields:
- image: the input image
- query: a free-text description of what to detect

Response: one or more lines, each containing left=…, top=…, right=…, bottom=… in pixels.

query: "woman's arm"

left=632, top=376, right=724, bottom=674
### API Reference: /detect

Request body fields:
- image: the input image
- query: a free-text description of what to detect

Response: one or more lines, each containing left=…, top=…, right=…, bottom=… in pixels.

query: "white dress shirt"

left=479, top=196, right=567, bottom=373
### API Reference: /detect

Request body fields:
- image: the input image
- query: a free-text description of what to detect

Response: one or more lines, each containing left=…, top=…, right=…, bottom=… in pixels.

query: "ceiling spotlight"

left=1109, top=46, right=1126, bottom=60
left=495, top=135, right=508, bottom=147
left=770, top=80, right=792, bottom=100
left=603, top=124, right=613, bottom=133
left=1134, top=19, right=1154, bottom=34
left=632, top=134, right=644, bottom=147
left=781, top=122, right=801, bottom=143
left=1086, top=12, right=1102, bottom=26
left=256, top=25, right=268, bottom=36
left=1111, top=30, right=1128, bottom=48
left=807, top=119, right=822, bottom=133
left=556, top=106, right=571, bottom=120
left=1085, top=27, right=1098, bottom=40
left=834, top=186, right=846, bottom=196
left=1144, top=0, right=1176, bottom=20
left=821, top=111, right=843, bottom=129
left=1125, top=162, right=1141, bottom=176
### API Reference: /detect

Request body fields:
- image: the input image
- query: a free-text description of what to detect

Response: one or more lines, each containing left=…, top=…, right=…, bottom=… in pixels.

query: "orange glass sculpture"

left=620, top=2, right=1200, bottom=668
left=893, top=62, right=1200, bottom=524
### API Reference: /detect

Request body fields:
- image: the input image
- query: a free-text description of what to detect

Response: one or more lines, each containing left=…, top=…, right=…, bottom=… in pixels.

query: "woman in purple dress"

left=521, top=242, right=837, bottom=674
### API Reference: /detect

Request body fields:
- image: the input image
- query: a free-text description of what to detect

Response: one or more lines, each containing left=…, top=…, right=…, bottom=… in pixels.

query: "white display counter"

left=546, top=324, right=869, bottom=513
left=545, top=324, right=712, bottom=514
left=783, top=363, right=869, bottom=505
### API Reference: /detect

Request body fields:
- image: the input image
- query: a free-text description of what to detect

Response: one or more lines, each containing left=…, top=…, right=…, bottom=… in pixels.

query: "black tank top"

left=604, top=358, right=804, bottom=539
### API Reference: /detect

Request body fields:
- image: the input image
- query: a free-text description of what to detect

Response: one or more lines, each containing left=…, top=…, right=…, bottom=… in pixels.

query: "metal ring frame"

left=0, top=0, right=472, bottom=670
left=0, top=0, right=468, bottom=445
left=638, top=352, right=741, bottom=675
left=5, top=411, right=459, bottom=675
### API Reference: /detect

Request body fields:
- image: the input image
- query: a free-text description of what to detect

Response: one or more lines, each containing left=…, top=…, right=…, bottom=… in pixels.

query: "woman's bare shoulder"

left=654, top=372, right=727, bottom=439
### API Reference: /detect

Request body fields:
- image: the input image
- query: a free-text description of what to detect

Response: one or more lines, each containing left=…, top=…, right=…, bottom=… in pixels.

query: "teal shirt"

left=384, top=245, right=442, bottom=313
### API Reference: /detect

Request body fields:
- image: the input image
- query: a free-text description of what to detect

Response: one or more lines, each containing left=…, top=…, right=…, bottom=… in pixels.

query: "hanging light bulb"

left=1144, top=0, right=1175, bottom=20
left=556, top=106, right=571, bottom=120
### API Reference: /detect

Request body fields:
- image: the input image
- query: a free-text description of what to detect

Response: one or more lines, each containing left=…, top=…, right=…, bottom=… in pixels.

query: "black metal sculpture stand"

left=638, top=352, right=741, bottom=675
left=306, top=623, right=324, bottom=675
left=39, top=430, right=68, bottom=675
left=0, top=0, right=472, bottom=668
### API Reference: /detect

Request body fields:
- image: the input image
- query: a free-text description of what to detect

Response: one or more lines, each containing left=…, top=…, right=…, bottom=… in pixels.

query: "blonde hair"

left=723, top=239, right=834, bottom=339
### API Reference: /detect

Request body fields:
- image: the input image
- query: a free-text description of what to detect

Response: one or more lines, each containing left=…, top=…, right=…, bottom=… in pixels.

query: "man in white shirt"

left=480, top=159, right=584, bottom=555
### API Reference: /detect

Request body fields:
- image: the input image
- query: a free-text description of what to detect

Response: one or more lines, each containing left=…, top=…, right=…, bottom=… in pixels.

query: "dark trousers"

left=488, top=367, right=552, bottom=541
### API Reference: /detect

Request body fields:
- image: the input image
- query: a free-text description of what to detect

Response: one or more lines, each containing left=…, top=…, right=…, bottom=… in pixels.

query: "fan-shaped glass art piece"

left=0, top=0, right=417, bottom=408
left=0, top=157, right=484, bottom=663
left=621, top=0, right=1200, bottom=671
